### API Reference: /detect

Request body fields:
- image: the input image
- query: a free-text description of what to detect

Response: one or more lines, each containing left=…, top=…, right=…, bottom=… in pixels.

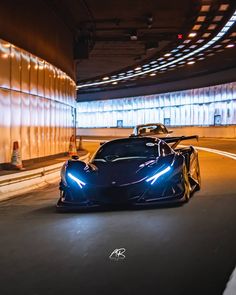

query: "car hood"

left=79, top=155, right=175, bottom=186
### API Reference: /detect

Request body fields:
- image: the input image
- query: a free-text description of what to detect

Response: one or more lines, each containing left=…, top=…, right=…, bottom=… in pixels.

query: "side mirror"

left=100, top=141, right=107, bottom=146
left=71, top=155, right=79, bottom=160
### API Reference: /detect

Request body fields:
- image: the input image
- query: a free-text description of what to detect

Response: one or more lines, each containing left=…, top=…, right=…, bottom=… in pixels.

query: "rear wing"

left=162, top=135, right=199, bottom=149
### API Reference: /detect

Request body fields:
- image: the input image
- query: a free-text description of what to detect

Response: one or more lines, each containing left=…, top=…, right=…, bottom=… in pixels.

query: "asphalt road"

left=0, top=138, right=236, bottom=295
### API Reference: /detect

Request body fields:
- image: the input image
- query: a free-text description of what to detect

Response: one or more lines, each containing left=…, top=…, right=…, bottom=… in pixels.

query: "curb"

left=0, top=153, right=90, bottom=202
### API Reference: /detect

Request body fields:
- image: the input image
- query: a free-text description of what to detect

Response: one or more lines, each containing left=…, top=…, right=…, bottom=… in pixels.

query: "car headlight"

left=68, top=172, right=86, bottom=188
left=146, top=166, right=171, bottom=185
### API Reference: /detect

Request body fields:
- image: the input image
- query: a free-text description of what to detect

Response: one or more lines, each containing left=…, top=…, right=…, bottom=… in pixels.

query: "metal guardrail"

left=0, top=153, right=90, bottom=201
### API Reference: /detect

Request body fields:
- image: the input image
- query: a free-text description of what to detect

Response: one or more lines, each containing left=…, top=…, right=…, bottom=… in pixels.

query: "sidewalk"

left=0, top=150, right=88, bottom=177
left=0, top=150, right=90, bottom=201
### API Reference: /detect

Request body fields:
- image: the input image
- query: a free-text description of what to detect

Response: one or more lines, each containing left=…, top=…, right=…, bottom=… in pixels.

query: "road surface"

left=0, top=138, right=236, bottom=295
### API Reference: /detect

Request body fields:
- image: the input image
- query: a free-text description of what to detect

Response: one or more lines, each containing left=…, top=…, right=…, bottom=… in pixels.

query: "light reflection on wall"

left=0, top=39, right=76, bottom=163
left=77, top=82, right=236, bottom=128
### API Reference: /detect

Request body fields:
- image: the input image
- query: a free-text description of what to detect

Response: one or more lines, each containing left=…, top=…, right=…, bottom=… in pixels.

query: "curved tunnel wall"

left=77, top=81, right=236, bottom=128
left=0, top=0, right=74, bottom=79
left=0, top=38, right=76, bottom=164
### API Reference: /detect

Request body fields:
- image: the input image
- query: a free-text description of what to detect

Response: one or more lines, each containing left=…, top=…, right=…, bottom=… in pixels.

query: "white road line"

left=223, top=266, right=236, bottom=295
left=194, top=146, right=236, bottom=161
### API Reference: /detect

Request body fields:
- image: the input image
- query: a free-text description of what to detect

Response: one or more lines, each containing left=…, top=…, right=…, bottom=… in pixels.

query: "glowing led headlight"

left=146, top=166, right=171, bottom=185
left=68, top=172, right=86, bottom=188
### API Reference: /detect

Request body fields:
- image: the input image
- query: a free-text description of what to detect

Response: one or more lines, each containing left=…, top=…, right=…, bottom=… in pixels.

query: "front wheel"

left=183, top=164, right=191, bottom=202
left=195, top=156, right=201, bottom=191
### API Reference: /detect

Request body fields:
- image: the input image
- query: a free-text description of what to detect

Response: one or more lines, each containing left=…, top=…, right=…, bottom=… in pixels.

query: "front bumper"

left=56, top=182, right=186, bottom=210
left=56, top=194, right=186, bottom=211
left=57, top=168, right=188, bottom=211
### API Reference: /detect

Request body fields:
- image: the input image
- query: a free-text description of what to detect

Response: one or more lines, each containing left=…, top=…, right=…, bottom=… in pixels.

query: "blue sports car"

left=57, top=136, right=200, bottom=210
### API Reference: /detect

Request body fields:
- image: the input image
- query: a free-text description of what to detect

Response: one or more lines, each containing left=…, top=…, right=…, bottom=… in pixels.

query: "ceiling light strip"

left=77, top=9, right=236, bottom=89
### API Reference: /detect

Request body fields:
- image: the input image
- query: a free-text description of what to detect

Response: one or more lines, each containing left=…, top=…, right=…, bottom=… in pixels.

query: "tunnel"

left=0, top=1, right=236, bottom=295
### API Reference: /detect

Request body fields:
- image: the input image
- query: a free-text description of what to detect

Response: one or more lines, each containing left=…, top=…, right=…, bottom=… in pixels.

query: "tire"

left=195, top=156, right=201, bottom=191
left=183, top=164, right=191, bottom=202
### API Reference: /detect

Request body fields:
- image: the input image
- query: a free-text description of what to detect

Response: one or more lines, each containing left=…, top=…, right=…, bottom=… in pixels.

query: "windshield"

left=93, top=138, right=170, bottom=162
left=137, top=124, right=168, bottom=135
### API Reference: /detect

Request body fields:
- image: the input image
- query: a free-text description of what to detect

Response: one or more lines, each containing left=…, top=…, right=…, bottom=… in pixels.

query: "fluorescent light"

left=192, top=24, right=201, bottom=30
left=213, top=44, right=221, bottom=48
left=208, top=24, right=217, bottom=30
left=202, top=33, right=211, bottom=38
left=201, top=5, right=210, bottom=12
left=213, top=16, right=223, bottom=22
left=226, top=44, right=234, bottom=48
left=188, top=32, right=197, bottom=38
left=219, top=4, right=229, bottom=11
left=225, top=20, right=234, bottom=27
left=77, top=9, right=236, bottom=89
left=197, top=16, right=206, bottom=22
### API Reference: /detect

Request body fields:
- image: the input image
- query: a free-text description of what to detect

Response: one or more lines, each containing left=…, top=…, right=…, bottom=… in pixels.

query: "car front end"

left=57, top=152, right=187, bottom=210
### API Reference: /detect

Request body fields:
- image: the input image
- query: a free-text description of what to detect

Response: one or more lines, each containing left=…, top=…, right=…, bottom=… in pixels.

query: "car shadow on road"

left=32, top=201, right=184, bottom=216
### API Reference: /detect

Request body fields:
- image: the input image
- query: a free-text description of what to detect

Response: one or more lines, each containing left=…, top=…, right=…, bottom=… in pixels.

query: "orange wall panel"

left=0, top=38, right=76, bottom=164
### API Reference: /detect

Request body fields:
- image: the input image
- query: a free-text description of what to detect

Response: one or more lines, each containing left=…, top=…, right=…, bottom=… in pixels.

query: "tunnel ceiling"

left=73, top=0, right=196, bottom=81
left=48, top=0, right=196, bottom=79
left=46, top=0, right=236, bottom=96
